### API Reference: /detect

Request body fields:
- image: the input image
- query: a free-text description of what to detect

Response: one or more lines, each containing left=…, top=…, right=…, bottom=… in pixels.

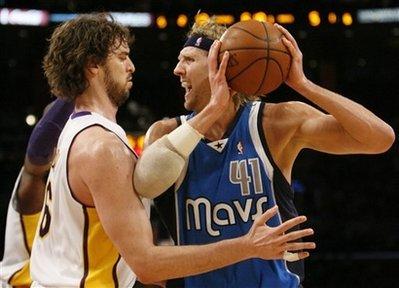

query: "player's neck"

left=75, top=86, right=118, bottom=122
left=203, top=101, right=238, bottom=141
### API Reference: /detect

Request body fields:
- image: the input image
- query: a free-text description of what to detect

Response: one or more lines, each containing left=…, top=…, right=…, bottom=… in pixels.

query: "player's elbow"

left=380, top=126, right=395, bottom=152
left=368, top=125, right=395, bottom=153
left=132, top=260, right=164, bottom=284
left=135, top=271, right=157, bottom=285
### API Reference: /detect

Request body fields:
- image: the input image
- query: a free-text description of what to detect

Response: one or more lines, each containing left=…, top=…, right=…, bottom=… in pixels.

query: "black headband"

left=183, top=35, right=214, bottom=52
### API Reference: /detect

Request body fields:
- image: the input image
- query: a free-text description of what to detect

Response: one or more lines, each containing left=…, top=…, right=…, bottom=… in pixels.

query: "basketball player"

left=29, top=14, right=315, bottom=287
left=0, top=99, right=73, bottom=287
left=134, top=19, right=395, bottom=287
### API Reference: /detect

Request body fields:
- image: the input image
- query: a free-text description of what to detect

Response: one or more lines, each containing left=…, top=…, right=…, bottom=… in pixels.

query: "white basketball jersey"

left=1, top=168, right=40, bottom=287
left=30, top=111, right=149, bottom=287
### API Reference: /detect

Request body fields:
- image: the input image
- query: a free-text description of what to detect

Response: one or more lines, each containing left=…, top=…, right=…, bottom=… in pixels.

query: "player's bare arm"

left=15, top=159, right=50, bottom=214
left=266, top=24, right=395, bottom=180
left=143, top=118, right=178, bottom=148
left=69, top=127, right=315, bottom=284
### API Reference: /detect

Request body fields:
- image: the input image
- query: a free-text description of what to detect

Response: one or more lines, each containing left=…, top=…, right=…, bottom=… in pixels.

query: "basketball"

left=219, top=20, right=291, bottom=96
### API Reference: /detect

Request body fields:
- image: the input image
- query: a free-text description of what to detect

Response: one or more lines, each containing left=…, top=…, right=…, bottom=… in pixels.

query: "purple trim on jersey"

left=112, top=255, right=121, bottom=287
left=71, top=111, right=91, bottom=119
left=26, top=99, right=74, bottom=165
left=80, top=206, right=90, bottom=288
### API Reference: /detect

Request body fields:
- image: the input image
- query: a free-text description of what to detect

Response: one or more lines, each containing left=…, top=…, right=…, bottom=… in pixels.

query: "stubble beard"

left=104, top=66, right=129, bottom=107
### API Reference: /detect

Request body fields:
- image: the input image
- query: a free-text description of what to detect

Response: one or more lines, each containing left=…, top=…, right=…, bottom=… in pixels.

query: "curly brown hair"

left=43, top=13, right=133, bottom=100
left=188, top=17, right=259, bottom=107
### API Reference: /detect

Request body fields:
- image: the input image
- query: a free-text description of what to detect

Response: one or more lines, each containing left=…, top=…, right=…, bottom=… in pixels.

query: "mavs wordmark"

left=186, top=158, right=268, bottom=237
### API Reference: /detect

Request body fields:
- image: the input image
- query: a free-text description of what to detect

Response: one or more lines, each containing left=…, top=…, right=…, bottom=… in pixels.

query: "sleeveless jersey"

left=30, top=111, right=147, bottom=287
left=176, top=101, right=302, bottom=288
left=0, top=168, right=41, bottom=287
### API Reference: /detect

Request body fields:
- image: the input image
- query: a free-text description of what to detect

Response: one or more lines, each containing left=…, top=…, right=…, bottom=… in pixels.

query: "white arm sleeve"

left=133, top=123, right=203, bottom=199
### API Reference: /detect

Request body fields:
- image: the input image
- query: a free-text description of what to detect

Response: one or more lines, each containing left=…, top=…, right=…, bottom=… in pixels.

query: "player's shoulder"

left=145, top=117, right=179, bottom=146
left=72, top=126, right=132, bottom=164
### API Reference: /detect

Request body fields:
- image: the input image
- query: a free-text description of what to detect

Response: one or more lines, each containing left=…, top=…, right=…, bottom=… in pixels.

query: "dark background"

left=1, top=1, right=398, bottom=287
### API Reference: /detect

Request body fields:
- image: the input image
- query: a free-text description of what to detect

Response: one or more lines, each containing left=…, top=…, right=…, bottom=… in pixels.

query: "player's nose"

left=173, top=61, right=184, bottom=76
left=127, top=57, right=135, bottom=73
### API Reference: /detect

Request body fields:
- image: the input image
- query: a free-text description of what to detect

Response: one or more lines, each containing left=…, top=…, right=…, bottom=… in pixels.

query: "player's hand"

left=245, top=206, right=315, bottom=261
left=274, top=24, right=308, bottom=91
left=207, top=40, right=232, bottom=112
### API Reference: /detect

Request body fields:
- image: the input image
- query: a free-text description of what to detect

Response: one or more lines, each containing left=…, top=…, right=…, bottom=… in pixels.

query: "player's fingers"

left=273, top=215, right=307, bottom=235
left=277, top=228, right=314, bottom=244
left=283, top=251, right=310, bottom=262
left=281, top=37, right=296, bottom=56
left=284, top=242, right=316, bottom=252
left=274, top=23, right=299, bottom=51
left=296, top=251, right=310, bottom=260
left=208, top=40, right=220, bottom=77
left=254, top=205, right=278, bottom=225
left=217, top=51, right=229, bottom=77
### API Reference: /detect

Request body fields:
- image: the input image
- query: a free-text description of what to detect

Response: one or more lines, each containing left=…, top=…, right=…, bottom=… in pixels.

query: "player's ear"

left=85, top=57, right=100, bottom=76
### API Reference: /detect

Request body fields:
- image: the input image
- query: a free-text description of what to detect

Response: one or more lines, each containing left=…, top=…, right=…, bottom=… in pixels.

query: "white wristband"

left=166, top=122, right=203, bottom=159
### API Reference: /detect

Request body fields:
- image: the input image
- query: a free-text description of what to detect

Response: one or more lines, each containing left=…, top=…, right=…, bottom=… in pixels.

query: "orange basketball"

left=219, top=20, right=291, bottom=96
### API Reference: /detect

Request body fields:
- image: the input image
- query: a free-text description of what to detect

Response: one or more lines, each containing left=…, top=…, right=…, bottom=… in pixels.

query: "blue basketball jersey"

left=175, top=101, right=301, bottom=288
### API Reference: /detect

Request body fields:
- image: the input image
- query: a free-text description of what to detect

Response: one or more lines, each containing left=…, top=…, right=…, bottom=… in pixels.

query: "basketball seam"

left=228, top=58, right=265, bottom=83
left=219, top=47, right=290, bottom=56
left=229, top=26, right=268, bottom=42
left=254, top=22, right=270, bottom=95
left=269, top=58, right=284, bottom=87
left=228, top=57, right=282, bottom=93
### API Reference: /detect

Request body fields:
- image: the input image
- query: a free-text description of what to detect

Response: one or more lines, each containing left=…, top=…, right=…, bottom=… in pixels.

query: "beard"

left=104, top=66, right=130, bottom=107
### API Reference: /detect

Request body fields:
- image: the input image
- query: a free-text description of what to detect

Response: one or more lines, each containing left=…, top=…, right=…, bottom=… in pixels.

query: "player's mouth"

left=181, top=82, right=192, bottom=96
left=127, top=75, right=133, bottom=84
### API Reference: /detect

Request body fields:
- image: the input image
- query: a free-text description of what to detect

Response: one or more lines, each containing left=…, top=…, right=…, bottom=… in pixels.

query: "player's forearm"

left=135, top=237, right=251, bottom=284
left=134, top=136, right=185, bottom=198
left=296, top=79, right=395, bottom=152
left=187, top=102, right=225, bottom=135
left=24, top=156, right=51, bottom=177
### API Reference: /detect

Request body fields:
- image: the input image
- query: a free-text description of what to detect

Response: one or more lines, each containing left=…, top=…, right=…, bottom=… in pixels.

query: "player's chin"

left=183, top=92, right=192, bottom=107
left=127, top=81, right=133, bottom=90
left=183, top=98, right=196, bottom=111
left=183, top=100, right=192, bottom=111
